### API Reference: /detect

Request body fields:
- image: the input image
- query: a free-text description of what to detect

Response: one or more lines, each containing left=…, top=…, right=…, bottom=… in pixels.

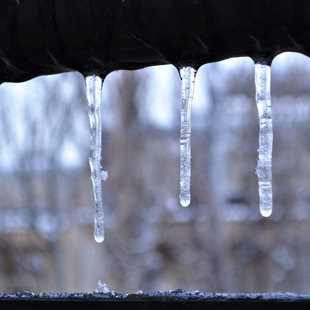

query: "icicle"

left=254, top=63, right=273, bottom=217
left=85, top=75, right=105, bottom=242
left=179, top=66, right=196, bottom=207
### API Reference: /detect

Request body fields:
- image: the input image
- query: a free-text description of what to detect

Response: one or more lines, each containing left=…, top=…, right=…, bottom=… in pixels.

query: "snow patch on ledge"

left=0, top=291, right=309, bottom=302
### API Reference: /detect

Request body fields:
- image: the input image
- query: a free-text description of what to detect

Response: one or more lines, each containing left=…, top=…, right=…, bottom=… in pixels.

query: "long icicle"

left=179, top=66, right=196, bottom=207
left=86, top=75, right=105, bottom=242
left=254, top=63, right=273, bottom=217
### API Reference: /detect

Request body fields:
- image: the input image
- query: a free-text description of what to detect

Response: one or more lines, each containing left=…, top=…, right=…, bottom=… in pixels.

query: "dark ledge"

left=1, top=0, right=310, bottom=84
left=0, top=291, right=310, bottom=309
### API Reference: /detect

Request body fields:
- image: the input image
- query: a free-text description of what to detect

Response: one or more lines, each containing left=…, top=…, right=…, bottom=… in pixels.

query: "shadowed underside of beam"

left=1, top=0, right=310, bottom=84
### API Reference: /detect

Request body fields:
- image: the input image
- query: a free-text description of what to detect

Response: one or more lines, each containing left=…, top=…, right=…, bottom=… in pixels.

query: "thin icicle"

left=179, top=66, right=196, bottom=207
left=86, top=75, right=105, bottom=242
left=254, top=63, right=273, bottom=217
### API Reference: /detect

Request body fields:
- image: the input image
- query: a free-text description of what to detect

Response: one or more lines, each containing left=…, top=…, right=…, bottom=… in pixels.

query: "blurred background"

left=0, top=52, right=310, bottom=293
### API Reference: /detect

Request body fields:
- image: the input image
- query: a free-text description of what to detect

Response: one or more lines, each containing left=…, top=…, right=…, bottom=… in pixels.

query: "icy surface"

left=86, top=75, right=105, bottom=242
left=254, top=64, right=273, bottom=217
left=179, top=67, right=196, bottom=207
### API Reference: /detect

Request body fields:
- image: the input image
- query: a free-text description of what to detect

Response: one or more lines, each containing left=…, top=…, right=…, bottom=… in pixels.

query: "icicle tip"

left=95, top=236, right=105, bottom=243
left=260, top=208, right=272, bottom=217
left=180, top=199, right=190, bottom=207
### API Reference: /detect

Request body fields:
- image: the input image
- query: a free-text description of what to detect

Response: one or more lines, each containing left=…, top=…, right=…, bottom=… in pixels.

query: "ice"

left=85, top=75, right=106, bottom=242
left=101, top=170, right=108, bottom=181
left=254, top=64, right=273, bottom=217
left=179, top=66, right=196, bottom=207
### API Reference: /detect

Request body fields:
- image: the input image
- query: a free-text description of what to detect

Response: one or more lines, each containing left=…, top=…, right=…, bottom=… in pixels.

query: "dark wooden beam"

left=1, top=0, right=310, bottom=83
left=0, top=292, right=310, bottom=309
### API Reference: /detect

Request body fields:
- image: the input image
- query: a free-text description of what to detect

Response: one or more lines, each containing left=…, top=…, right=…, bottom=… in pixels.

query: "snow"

left=0, top=290, right=309, bottom=302
left=97, top=280, right=110, bottom=293
left=254, top=64, right=273, bottom=217
left=179, top=67, right=196, bottom=207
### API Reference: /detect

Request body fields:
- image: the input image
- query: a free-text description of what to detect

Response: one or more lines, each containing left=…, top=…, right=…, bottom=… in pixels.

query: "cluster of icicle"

left=85, top=62, right=273, bottom=242
left=177, top=63, right=273, bottom=217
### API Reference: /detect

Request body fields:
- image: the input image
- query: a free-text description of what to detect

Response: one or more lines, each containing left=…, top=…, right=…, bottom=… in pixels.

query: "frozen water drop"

left=254, top=63, right=273, bottom=217
left=179, top=66, right=196, bottom=207
left=180, top=198, right=190, bottom=208
left=94, top=233, right=104, bottom=243
left=101, top=170, right=108, bottom=181
left=86, top=75, right=105, bottom=242
left=260, top=207, right=272, bottom=217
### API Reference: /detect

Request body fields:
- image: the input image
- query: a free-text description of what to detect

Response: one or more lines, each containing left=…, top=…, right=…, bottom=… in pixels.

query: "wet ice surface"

left=85, top=75, right=105, bottom=242
left=0, top=291, right=309, bottom=301
left=179, top=67, right=196, bottom=207
left=255, top=64, right=273, bottom=217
